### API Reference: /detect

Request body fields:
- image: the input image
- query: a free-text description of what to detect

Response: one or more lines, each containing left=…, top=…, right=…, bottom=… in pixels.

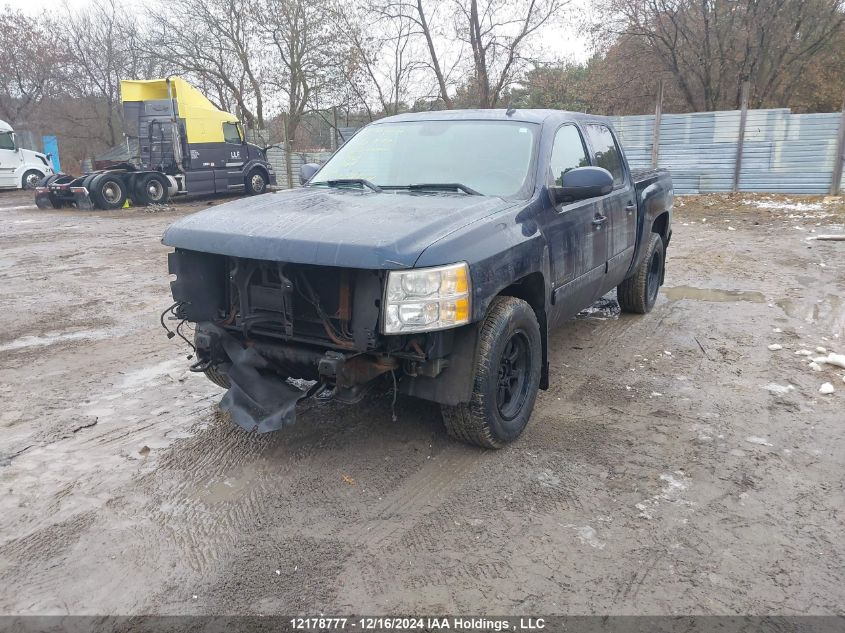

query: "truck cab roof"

left=372, top=109, right=612, bottom=127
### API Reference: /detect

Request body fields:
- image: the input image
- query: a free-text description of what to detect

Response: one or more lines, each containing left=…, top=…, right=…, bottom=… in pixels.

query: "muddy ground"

left=0, top=188, right=843, bottom=616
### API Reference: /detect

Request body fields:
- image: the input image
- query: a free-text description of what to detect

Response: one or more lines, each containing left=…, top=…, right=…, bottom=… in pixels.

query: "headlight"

left=383, top=262, right=471, bottom=333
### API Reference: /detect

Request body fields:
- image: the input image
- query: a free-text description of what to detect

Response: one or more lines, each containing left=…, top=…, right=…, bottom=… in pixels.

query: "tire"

left=204, top=365, right=231, bottom=389
left=440, top=296, right=542, bottom=449
left=22, top=170, right=44, bottom=190
left=134, top=173, right=170, bottom=206
left=617, top=232, right=664, bottom=314
left=245, top=168, right=267, bottom=195
left=38, top=175, right=63, bottom=208
left=91, top=174, right=127, bottom=210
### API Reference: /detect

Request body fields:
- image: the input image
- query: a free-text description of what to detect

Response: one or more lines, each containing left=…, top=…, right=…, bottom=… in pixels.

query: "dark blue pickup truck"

left=162, top=109, right=672, bottom=448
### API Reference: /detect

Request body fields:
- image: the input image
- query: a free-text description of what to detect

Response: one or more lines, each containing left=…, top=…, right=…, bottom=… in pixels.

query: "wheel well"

left=247, top=164, right=269, bottom=180
left=652, top=212, right=670, bottom=243
left=497, top=272, right=549, bottom=390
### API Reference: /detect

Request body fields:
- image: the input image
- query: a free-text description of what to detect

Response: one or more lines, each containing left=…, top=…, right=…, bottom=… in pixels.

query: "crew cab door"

left=542, top=123, right=609, bottom=316
left=583, top=123, right=636, bottom=287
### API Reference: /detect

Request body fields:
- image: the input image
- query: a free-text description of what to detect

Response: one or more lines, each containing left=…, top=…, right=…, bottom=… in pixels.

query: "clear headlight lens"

left=383, top=262, right=471, bottom=333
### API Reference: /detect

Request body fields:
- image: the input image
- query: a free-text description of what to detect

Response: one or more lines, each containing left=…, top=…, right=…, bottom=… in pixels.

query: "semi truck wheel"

left=91, top=174, right=127, bottom=210
left=22, top=170, right=44, bottom=190
left=440, top=296, right=542, bottom=449
left=245, top=168, right=267, bottom=195
left=617, top=232, right=664, bottom=314
left=134, top=173, right=170, bottom=206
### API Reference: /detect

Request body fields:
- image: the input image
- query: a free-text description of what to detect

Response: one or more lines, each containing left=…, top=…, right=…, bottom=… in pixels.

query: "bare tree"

left=0, top=7, right=65, bottom=126
left=332, top=2, right=426, bottom=118
left=593, top=0, right=845, bottom=111
left=377, top=0, right=456, bottom=108
left=263, top=0, right=337, bottom=144
left=144, top=0, right=266, bottom=128
left=456, top=0, right=566, bottom=108
left=59, top=0, right=158, bottom=146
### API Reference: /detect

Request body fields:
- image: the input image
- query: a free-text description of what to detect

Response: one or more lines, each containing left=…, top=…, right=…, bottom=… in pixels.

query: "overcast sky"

left=6, top=0, right=593, bottom=62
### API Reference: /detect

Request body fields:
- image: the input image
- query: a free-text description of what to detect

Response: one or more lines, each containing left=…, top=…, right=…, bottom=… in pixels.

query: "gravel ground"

left=0, top=188, right=843, bottom=616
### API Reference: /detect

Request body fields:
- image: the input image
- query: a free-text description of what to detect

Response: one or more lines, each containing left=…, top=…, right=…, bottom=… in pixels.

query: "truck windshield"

left=313, top=120, right=537, bottom=198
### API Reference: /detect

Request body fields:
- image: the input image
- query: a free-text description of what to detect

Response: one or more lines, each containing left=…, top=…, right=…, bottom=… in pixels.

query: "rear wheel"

left=22, top=170, right=43, bottom=190
left=91, top=174, right=127, bottom=210
left=245, top=168, right=267, bottom=195
left=617, top=232, right=664, bottom=314
left=440, top=296, right=542, bottom=449
left=134, top=173, right=170, bottom=206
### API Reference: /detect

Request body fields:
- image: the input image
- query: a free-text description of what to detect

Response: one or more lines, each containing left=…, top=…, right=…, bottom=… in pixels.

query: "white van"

left=0, top=120, right=54, bottom=190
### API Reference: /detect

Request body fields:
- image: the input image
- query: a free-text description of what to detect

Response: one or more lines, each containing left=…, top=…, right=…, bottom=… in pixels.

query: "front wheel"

left=204, top=365, right=231, bottom=389
left=440, top=296, right=542, bottom=449
left=617, top=232, right=664, bottom=314
left=245, top=168, right=267, bottom=195
left=22, top=170, right=43, bottom=190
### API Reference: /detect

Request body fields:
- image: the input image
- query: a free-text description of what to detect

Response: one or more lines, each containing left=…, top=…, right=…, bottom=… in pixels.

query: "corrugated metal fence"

left=611, top=108, right=845, bottom=195
left=267, top=109, right=845, bottom=195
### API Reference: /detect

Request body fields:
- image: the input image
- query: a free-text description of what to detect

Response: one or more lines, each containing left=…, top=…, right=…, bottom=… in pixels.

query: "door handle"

left=625, top=202, right=636, bottom=214
left=592, top=215, right=607, bottom=227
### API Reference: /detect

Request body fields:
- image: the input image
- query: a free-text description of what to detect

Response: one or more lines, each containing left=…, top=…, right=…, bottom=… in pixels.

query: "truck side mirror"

left=551, top=166, right=613, bottom=204
left=299, top=163, right=320, bottom=185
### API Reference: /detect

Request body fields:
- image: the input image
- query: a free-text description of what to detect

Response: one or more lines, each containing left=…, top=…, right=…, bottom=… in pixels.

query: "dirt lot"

left=0, top=188, right=843, bottom=616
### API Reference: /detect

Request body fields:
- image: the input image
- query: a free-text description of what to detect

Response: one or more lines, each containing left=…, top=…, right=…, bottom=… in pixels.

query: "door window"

left=223, top=122, right=242, bottom=144
left=0, top=132, right=15, bottom=151
left=549, top=125, right=589, bottom=187
left=584, top=124, right=624, bottom=186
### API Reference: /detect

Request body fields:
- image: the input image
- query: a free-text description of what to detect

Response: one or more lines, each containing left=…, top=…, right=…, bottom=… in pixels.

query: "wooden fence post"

left=651, top=80, right=664, bottom=168
left=732, top=80, right=750, bottom=192
left=830, top=97, right=845, bottom=195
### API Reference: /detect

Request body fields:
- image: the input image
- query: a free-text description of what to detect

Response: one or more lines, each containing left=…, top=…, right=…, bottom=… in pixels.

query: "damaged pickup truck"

left=162, top=109, right=672, bottom=448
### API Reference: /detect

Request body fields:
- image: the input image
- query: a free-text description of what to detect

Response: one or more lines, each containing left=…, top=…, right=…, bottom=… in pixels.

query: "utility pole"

left=732, top=80, right=750, bottom=193
left=651, top=80, right=664, bottom=169
left=830, top=96, right=845, bottom=195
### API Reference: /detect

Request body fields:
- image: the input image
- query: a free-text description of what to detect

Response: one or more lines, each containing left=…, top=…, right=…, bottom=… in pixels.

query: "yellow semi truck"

left=35, top=76, right=275, bottom=210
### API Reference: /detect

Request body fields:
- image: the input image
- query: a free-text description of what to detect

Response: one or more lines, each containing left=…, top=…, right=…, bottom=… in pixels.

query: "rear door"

left=583, top=123, right=636, bottom=286
left=542, top=123, right=609, bottom=317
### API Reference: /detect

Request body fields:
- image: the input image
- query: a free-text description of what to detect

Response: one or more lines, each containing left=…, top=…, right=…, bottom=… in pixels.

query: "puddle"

left=776, top=295, right=844, bottom=331
left=662, top=286, right=766, bottom=303
left=192, top=461, right=266, bottom=504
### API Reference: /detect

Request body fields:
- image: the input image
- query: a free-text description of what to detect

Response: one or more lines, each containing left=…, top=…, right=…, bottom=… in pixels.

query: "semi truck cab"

left=0, top=120, right=54, bottom=190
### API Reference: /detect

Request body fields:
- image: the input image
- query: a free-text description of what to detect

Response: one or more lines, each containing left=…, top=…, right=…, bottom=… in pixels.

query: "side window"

left=549, top=125, right=590, bottom=186
left=585, top=124, right=624, bottom=186
left=0, top=132, right=15, bottom=151
left=223, top=122, right=242, bottom=144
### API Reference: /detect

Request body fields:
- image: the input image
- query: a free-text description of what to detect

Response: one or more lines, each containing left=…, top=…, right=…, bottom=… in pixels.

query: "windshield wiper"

left=310, top=178, right=382, bottom=192
left=404, top=183, right=482, bottom=195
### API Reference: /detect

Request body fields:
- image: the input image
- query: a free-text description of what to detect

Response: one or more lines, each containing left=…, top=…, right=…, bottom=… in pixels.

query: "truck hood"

left=162, top=187, right=516, bottom=268
left=20, top=148, right=51, bottom=166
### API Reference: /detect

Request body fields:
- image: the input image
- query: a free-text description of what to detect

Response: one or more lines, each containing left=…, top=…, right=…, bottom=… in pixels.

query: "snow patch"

left=762, top=383, right=795, bottom=395
left=746, top=436, right=773, bottom=447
